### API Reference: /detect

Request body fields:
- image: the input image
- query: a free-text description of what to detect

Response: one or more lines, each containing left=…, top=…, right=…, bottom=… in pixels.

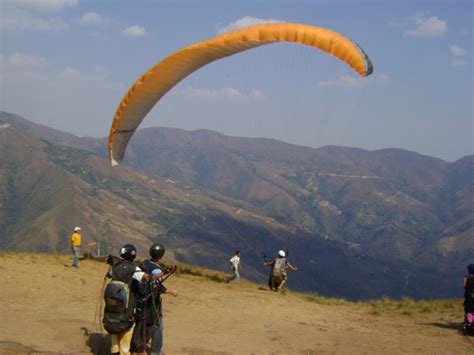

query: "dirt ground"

left=0, top=253, right=472, bottom=354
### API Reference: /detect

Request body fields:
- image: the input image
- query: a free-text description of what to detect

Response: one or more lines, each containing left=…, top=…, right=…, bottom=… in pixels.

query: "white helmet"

left=278, top=250, right=286, bottom=257
left=74, top=226, right=81, bottom=232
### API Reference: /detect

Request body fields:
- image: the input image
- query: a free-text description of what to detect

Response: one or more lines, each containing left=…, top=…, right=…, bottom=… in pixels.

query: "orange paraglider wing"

left=109, top=22, right=373, bottom=165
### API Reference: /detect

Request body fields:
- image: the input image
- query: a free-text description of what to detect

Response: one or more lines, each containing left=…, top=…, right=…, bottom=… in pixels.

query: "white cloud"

left=319, top=75, right=369, bottom=88
left=180, top=86, right=265, bottom=101
left=376, top=74, right=391, bottom=81
left=451, top=59, right=466, bottom=67
left=0, top=51, right=124, bottom=136
left=61, top=67, right=81, bottom=78
left=0, top=52, right=122, bottom=89
left=122, top=25, right=146, bottom=37
left=7, top=0, right=78, bottom=12
left=77, top=12, right=105, bottom=25
left=449, top=45, right=467, bottom=57
left=1, top=52, right=49, bottom=70
left=218, top=16, right=280, bottom=34
left=0, top=7, right=68, bottom=32
left=449, top=45, right=468, bottom=67
left=404, top=16, right=447, bottom=38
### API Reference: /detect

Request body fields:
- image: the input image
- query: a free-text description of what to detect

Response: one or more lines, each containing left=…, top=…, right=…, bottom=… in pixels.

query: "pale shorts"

left=110, top=325, right=135, bottom=354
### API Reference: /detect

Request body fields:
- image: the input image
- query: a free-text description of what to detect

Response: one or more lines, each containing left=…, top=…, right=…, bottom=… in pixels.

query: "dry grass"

left=168, top=262, right=231, bottom=283
left=293, top=291, right=462, bottom=318
left=2, top=252, right=464, bottom=318
left=303, top=292, right=352, bottom=306
left=368, top=297, right=462, bottom=316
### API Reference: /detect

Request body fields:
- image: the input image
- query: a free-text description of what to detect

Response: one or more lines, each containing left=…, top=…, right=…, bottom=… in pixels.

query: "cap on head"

left=74, top=226, right=81, bottom=232
left=278, top=250, right=286, bottom=257
left=149, top=243, right=165, bottom=260
left=120, top=244, right=137, bottom=261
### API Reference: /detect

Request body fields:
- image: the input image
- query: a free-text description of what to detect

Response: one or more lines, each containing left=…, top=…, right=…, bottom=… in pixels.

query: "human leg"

left=130, top=318, right=146, bottom=353
left=72, top=246, right=80, bottom=267
left=230, top=266, right=240, bottom=283
left=150, top=317, right=163, bottom=355
left=110, top=325, right=135, bottom=355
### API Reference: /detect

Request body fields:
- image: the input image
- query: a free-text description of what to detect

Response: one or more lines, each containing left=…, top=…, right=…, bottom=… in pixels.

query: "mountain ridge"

left=1, top=111, right=472, bottom=299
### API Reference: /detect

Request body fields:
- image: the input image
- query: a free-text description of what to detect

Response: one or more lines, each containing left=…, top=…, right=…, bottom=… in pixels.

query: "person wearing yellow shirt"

left=71, top=226, right=82, bottom=268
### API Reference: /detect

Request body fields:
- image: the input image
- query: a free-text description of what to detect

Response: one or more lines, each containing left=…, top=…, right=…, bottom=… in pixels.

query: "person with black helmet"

left=104, top=244, right=172, bottom=355
left=131, top=243, right=178, bottom=355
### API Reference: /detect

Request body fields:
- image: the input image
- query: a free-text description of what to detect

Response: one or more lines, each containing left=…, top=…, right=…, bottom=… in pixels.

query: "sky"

left=0, top=0, right=472, bottom=162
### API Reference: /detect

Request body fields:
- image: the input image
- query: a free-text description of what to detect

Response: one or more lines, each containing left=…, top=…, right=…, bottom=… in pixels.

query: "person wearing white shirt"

left=229, top=250, right=241, bottom=283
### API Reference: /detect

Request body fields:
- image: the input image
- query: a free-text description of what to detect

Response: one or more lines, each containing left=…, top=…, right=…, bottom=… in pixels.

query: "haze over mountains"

left=1, top=111, right=472, bottom=299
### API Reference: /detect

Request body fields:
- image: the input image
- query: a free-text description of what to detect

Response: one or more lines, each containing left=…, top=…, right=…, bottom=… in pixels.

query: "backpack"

left=272, top=257, right=286, bottom=278
left=103, top=259, right=137, bottom=334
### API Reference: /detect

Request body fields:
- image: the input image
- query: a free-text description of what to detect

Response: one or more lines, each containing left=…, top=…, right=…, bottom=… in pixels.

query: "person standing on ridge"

left=265, top=250, right=297, bottom=291
left=228, top=250, right=241, bottom=283
left=70, top=226, right=81, bottom=268
left=131, top=243, right=178, bottom=355
left=463, top=264, right=474, bottom=323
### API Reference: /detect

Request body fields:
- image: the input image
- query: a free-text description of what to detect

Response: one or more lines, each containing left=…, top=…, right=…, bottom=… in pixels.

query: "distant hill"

left=1, top=111, right=472, bottom=299
left=119, top=127, right=473, bottom=268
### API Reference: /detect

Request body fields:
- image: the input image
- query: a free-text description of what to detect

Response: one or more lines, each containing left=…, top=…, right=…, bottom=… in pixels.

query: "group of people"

left=70, top=227, right=473, bottom=354
left=228, top=249, right=298, bottom=291
left=102, top=243, right=178, bottom=355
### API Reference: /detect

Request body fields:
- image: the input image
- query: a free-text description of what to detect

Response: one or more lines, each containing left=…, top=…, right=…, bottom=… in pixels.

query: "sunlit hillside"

left=0, top=253, right=472, bottom=354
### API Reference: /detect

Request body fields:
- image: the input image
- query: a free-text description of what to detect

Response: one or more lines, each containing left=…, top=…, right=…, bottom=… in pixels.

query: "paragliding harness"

left=102, top=258, right=137, bottom=334
left=136, top=260, right=168, bottom=326
left=131, top=260, right=175, bottom=352
left=462, top=275, right=474, bottom=336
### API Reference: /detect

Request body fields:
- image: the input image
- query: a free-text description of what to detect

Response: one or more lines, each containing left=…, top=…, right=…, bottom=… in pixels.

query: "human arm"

left=287, top=262, right=298, bottom=271
left=164, top=288, right=178, bottom=297
left=140, top=265, right=178, bottom=281
left=465, top=277, right=468, bottom=289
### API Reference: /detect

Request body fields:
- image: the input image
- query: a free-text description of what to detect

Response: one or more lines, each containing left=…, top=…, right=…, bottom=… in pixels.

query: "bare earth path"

left=0, top=253, right=472, bottom=354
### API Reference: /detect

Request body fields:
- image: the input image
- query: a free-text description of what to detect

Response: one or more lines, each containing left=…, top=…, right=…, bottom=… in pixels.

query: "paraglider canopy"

left=108, top=22, right=374, bottom=166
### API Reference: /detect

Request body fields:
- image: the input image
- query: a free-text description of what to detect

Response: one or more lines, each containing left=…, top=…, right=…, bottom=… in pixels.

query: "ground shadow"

left=415, top=321, right=474, bottom=337
left=82, top=327, right=112, bottom=355
left=426, top=322, right=462, bottom=330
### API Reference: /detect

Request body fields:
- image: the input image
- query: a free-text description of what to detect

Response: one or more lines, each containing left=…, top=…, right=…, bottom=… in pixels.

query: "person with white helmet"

left=70, top=226, right=82, bottom=268
left=264, top=249, right=298, bottom=291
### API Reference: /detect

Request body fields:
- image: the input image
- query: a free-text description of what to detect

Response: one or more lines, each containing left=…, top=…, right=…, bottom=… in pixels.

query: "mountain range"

left=1, top=111, right=472, bottom=299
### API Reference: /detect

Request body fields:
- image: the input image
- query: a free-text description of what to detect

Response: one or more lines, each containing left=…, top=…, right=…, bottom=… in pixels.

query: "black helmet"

left=468, top=264, right=474, bottom=275
left=149, top=243, right=165, bottom=260
left=120, top=244, right=137, bottom=261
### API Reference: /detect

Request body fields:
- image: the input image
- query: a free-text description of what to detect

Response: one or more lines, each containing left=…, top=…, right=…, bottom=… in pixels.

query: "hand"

left=106, top=254, right=114, bottom=265
left=168, top=289, right=178, bottom=297
left=166, top=265, right=178, bottom=274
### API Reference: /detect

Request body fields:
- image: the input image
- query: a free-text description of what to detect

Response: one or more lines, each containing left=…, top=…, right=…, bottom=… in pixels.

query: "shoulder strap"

left=140, top=259, right=161, bottom=274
